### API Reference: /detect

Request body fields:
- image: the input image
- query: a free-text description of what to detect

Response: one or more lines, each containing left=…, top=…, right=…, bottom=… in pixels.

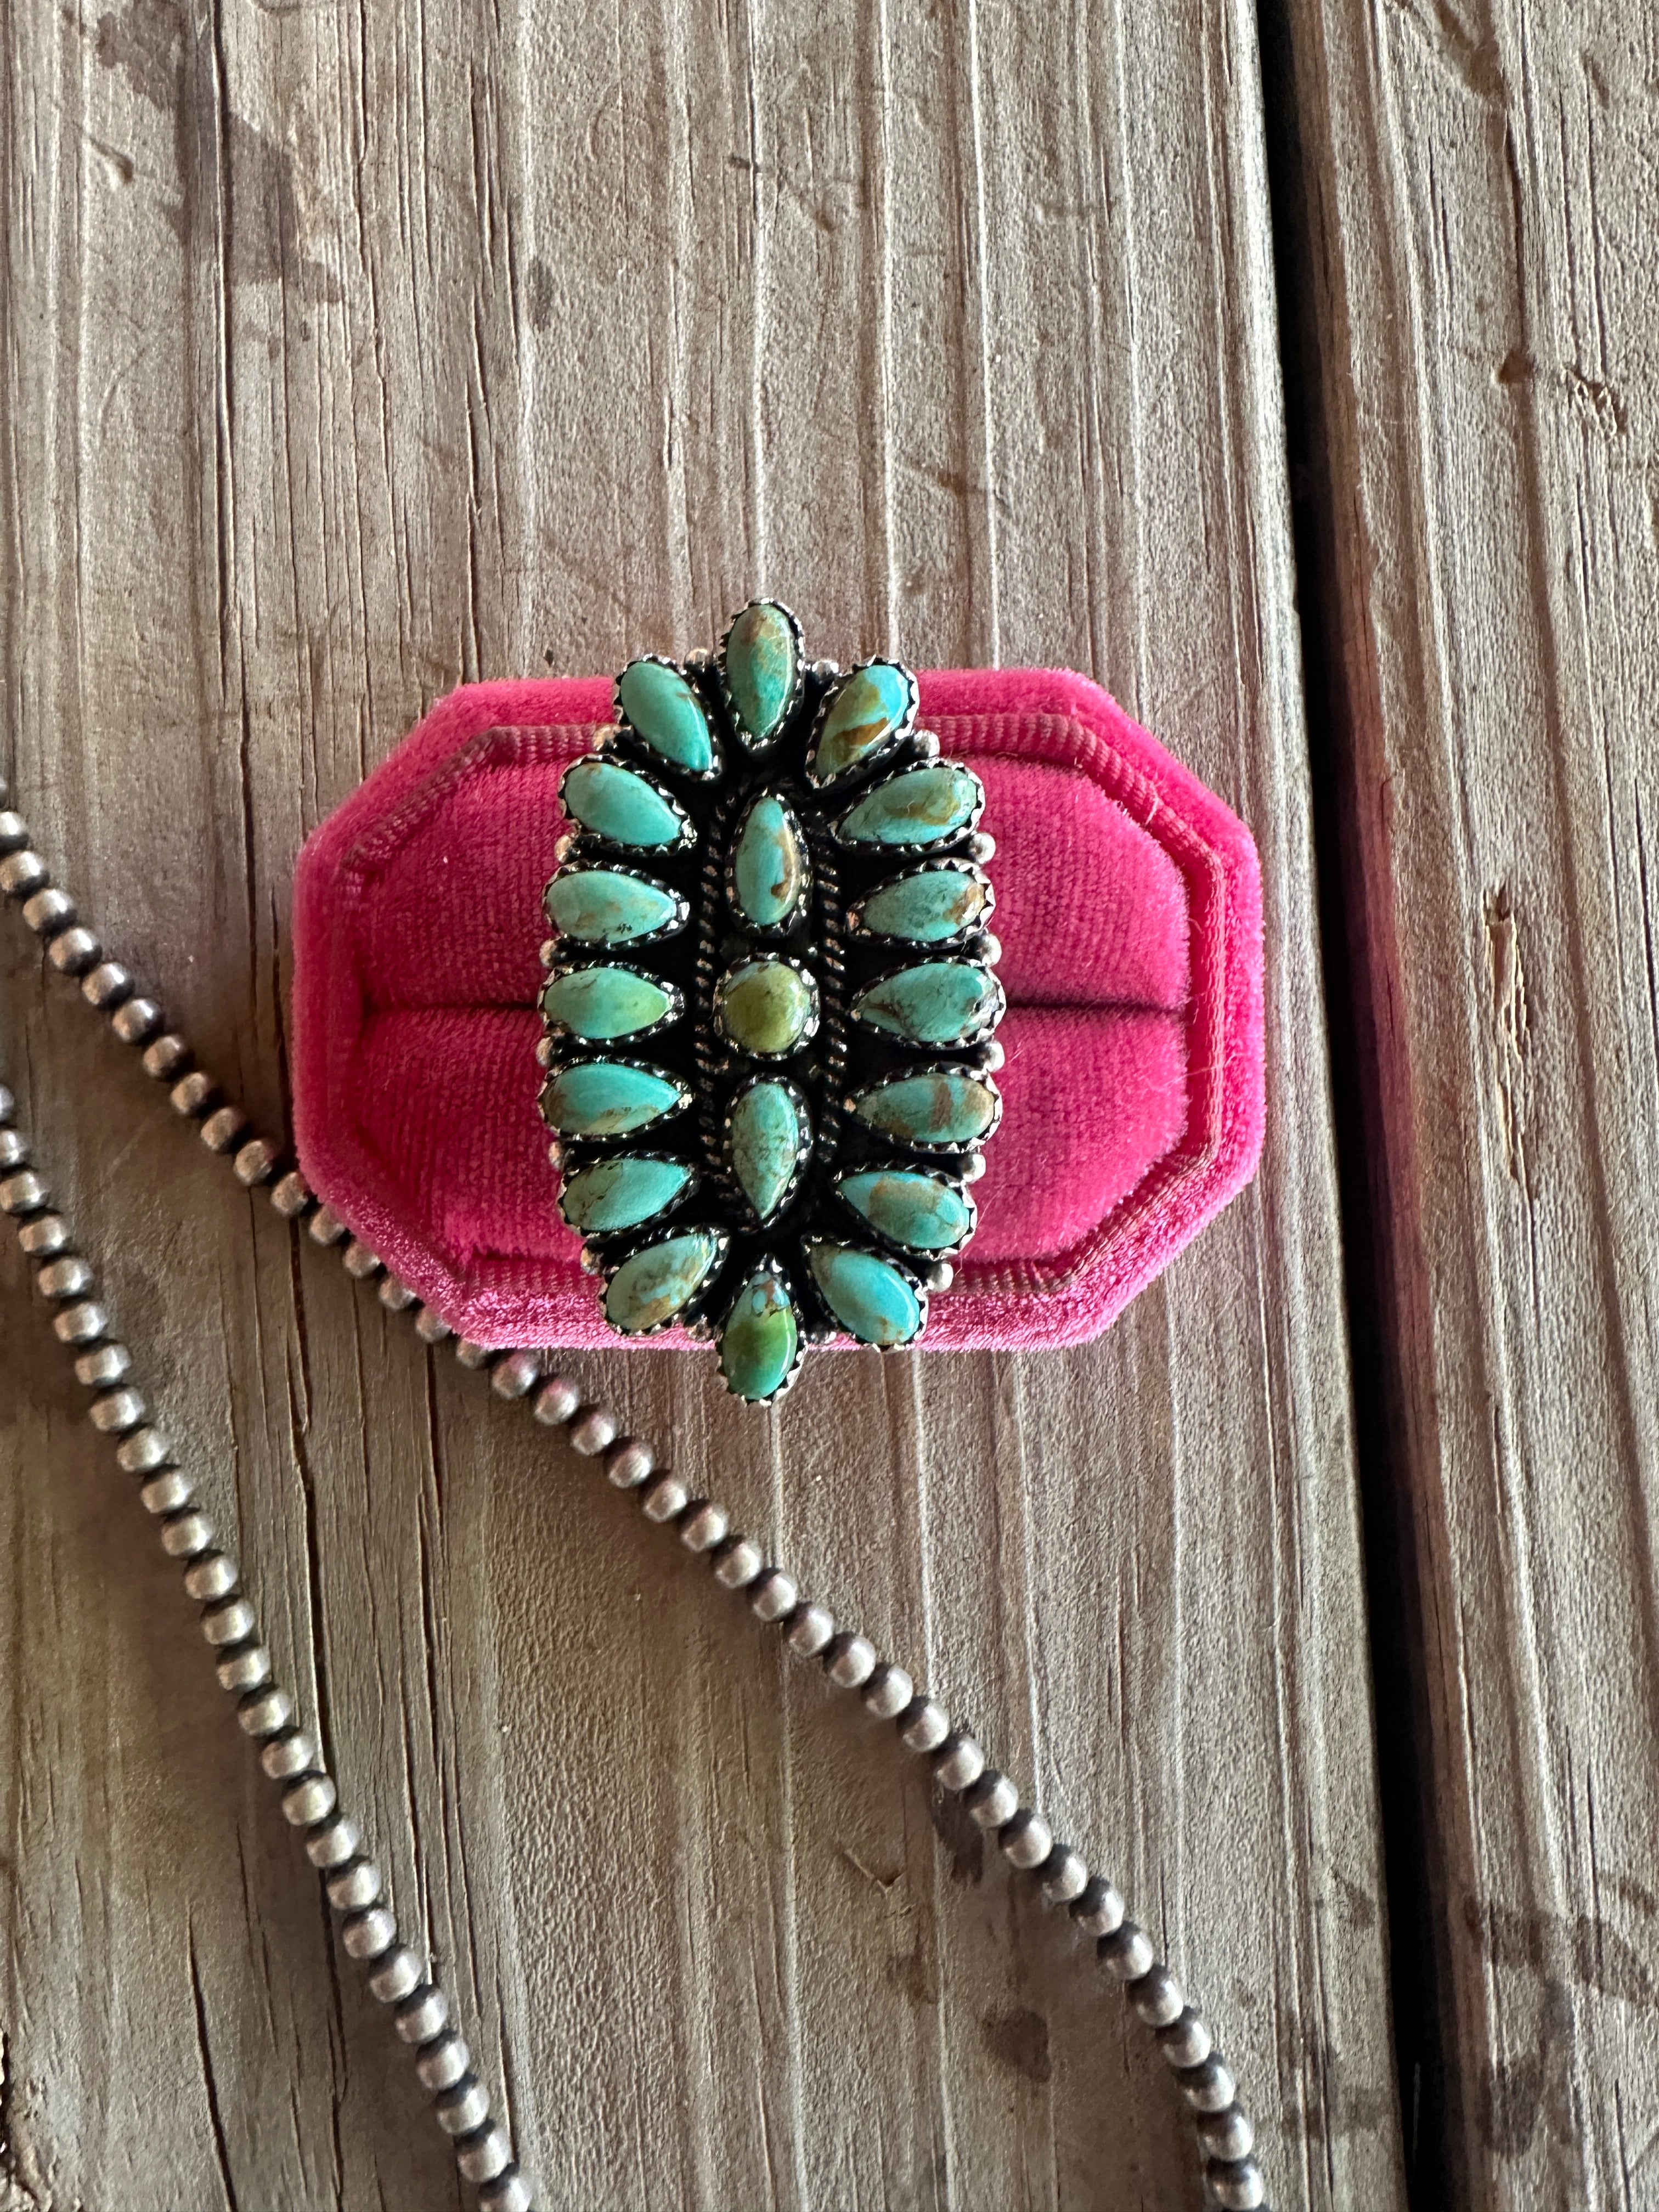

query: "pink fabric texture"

left=291, top=668, right=1265, bottom=1350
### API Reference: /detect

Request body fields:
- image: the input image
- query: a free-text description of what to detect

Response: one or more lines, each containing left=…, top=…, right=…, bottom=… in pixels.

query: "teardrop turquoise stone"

left=544, top=867, right=682, bottom=946
left=851, top=961, right=1001, bottom=1046
left=540, top=1060, right=687, bottom=1137
left=724, top=602, right=798, bottom=747
left=558, top=1156, right=693, bottom=1234
left=807, top=1242, right=924, bottom=1348
left=838, top=764, right=980, bottom=845
left=837, top=1170, right=974, bottom=1252
left=616, top=659, right=714, bottom=773
left=605, top=1230, right=724, bottom=1333
left=732, top=793, right=808, bottom=930
left=715, top=958, right=817, bottom=1057
left=859, top=865, right=990, bottom=944
left=853, top=1071, right=1000, bottom=1147
left=562, top=758, right=686, bottom=848
left=810, top=662, right=913, bottom=783
left=718, top=1268, right=799, bottom=1401
left=729, top=1081, right=808, bottom=1222
left=540, top=965, right=675, bottom=1041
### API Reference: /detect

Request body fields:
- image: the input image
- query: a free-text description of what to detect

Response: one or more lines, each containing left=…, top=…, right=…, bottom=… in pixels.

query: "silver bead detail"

left=270, top=1170, right=313, bottom=1217
left=604, top=1438, right=654, bottom=1488
left=111, top=996, right=162, bottom=1044
left=308, top=1204, right=348, bottom=1246
left=140, top=1032, right=189, bottom=1078
left=140, top=1468, right=194, bottom=1514
left=531, top=1372, right=580, bottom=1421
left=480, top=2173, right=533, bottom=2212
left=37, top=1255, right=93, bottom=1299
left=216, top=1643, right=272, bottom=1692
left=1072, top=1876, right=1126, bottom=1938
left=396, top=1986, right=449, bottom=2044
left=1158, top=2010, right=1213, bottom=2070
left=377, top=1274, right=417, bottom=1311
left=784, top=1603, right=834, bottom=1658
left=457, top=2123, right=512, bottom=2185
left=823, top=1634, right=877, bottom=1690
left=341, top=1238, right=381, bottom=1279
left=1099, top=1921, right=1156, bottom=1981
left=861, top=1664, right=914, bottom=1720
left=89, top=1387, right=146, bottom=1434
left=22, top=887, right=75, bottom=935
left=999, top=1811, right=1054, bottom=1871
left=183, top=1552, right=239, bottom=1602
left=453, top=1339, right=493, bottom=1369
left=933, top=1734, right=986, bottom=1792
left=490, top=1350, right=540, bottom=1399
left=170, top=1071, right=217, bottom=1118
left=327, top=1858, right=383, bottom=1911
left=1181, top=2057, right=1238, bottom=2113
left=341, top=1906, right=398, bottom=1961
left=569, top=1407, right=617, bottom=1455
left=238, top=1686, right=294, bottom=1737
left=1130, top=1963, right=1186, bottom=2028
left=19, top=1213, right=70, bottom=1256
left=415, top=1303, right=456, bottom=1344
left=0, top=1128, right=28, bottom=1170
left=680, top=1501, right=729, bottom=1552
left=160, top=1510, right=216, bottom=1559
left=48, top=928, right=100, bottom=975
left=640, top=1475, right=689, bottom=1523
left=0, top=1170, right=46, bottom=1214
left=0, top=812, right=28, bottom=854
left=52, top=1299, right=107, bottom=1344
left=115, top=1426, right=169, bottom=1472
left=368, top=1946, right=423, bottom=2004
left=436, top=2077, right=490, bottom=2137
left=899, top=1700, right=950, bottom=1754
left=81, top=961, right=132, bottom=1009
left=1040, top=1847, right=1090, bottom=1905
left=1205, top=2157, right=1265, bottom=2211
left=283, top=1774, right=338, bottom=1827
left=749, top=1571, right=797, bottom=1622
left=259, top=1729, right=317, bottom=1781
left=713, top=1537, right=764, bottom=1589
left=201, top=1597, right=257, bottom=1646
left=200, top=1105, right=246, bottom=1153
left=966, top=1772, right=1020, bottom=1830
left=416, top=2032, right=471, bottom=2092
left=1198, top=2105, right=1255, bottom=2162
left=0, top=850, right=48, bottom=896
left=305, top=1816, right=360, bottom=1870
left=232, top=1138, right=279, bottom=1186
left=73, top=1339, right=129, bottom=1384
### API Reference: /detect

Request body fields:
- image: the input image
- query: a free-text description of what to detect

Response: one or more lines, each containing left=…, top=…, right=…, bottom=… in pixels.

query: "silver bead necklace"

left=0, top=785, right=1269, bottom=2212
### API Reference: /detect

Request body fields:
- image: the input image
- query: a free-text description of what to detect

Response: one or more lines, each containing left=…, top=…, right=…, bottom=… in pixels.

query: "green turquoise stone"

left=729, top=1080, right=808, bottom=1222
left=853, top=1071, right=1000, bottom=1147
left=859, top=865, right=990, bottom=944
left=540, top=965, right=675, bottom=1041
left=837, top=1169, right=973, bottom=1252
left=732, top=792, right=808, bottom=930
left=540, top=1060, right=687, bottom=1137
left=558, top=1156, right=693, bottom=1234
left=810, top=662, right=912, bottom=783
left=724, top=602, right=798, bottom=747
left=562, top=758, right=686, bottom=849
left=605, top=1230, right=724, bottom=1334
left=617, top=659, right=714, bottom=772
left=852, top=961, right=1001, bottom=1046
left=715, top=958, right=817, bottom=1058
left=807, top=1241, right=924, bottom=1348
left=838, top=764, right=980, bottom=846
left=718, top=1268, right=799, bottom=1401
left=544, top=867, right=682, bottom=946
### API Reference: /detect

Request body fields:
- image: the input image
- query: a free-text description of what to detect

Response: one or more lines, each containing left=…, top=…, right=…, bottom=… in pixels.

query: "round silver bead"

left=201, top=1596, right=257, bottom=1646
left=140, top=1032, right=189, bottom=1079
left=341, top=1238, right=381, bottom=1280
left=0, top=1083, right=13, bottom=1120
left=531, top=1372, right=580, bottom=1421
left=0, top=1170, right=47, bottom=1214
left=116, top=1426, right=170, bottom=1472
left=569, top=1408, right=618, bottom=1456
left=216, top=1643, right=272, bottom=1692
left=861, top=1664, right=913, bottom=1720
left=367, top=1945, right=423, bottom=2004
left=1205, top=2157, right=1265, bottom=2211
left=0, top=812, right=28, bottom=853
left=395, top=1986, right=449, bottom=2045
left=436, top=2076, right=490, bottom=2138
left=89, top=1387, right=146, bottom=1434
left=479, top=2172, right=533, bottom=2212
left=749, top=1571, right=797, bottom=1623
left=269, top=1170, right=313, bottom=1217
left=282, top=1773, right=338, bottom=1827
left=785, top=1603, right=834, bottom=1658
left=924, top=1261, right=954, bottom=1293
left=1040, top=1847, right=1091, bottom=1905
left=965, top=1772, right=1020, bottom=1830
left=377, top=1274, right=417, bottom=1311
left=326, top=1858, right=383, bottom=1912
left=933, top=1734, right=986, bottom=1793
left=603, top=1438, right=654, bottom=1488
left=1198, top=2105, right=1255, bottom=2162
left=160, top=1510, right=216, bottom=1559
left=81, top=961, right=132, bottom=1008
left=341, top=1905, right=398, bottom=1961
left=967, top=831, right=996, bottom=864
left=712, top=1537, right=764, bottom=1589
left=169, top=1072, right=215, bottom=1117
left=414, top=1302, right=456, bottom=1344
left=1130, top=1964, right=1186, bottom=2028
left=823, top=1634, right=877, bottom=1690
left=979, top=1040, right=1005, bottom=1073
left=899, top=1700, right=951, bottom=1755
left=238, top=1686, right=294, bottom=1737
left=140, top=1468, right=194, bottom=1515
left=456, top=2122, right=512, bottom=2185
left=640, top=1475, right=689, bottom=1523
left=37, top=1255, right=93, bottom=1299
left=73, top=1340, right=129, bottom=1384
left=53, top=1300, right=108, bottom=1344
left=999, top=1810, right=1054, bottom=1871
left=0, top=1128, right=28, bottom=1170
left=1158, top=2009, right=1213, bottom=2070
left=453, top=1339, right=493, bottom=1369
left=200, top=1105, right=246, bottom=1154
left=1180, top=2057, right=1238, bottom=2113
left=22, top=887, right=75, bottom=935
left=490, top=1350, right=540, bottom=1399
left=416, top=2032, right=471, bottom=2092
left=19, top=1214, right=70, bottom=1257
left=111, top=996, right=162, bottom=1045
left=1099, top=1921, right=1156, bottom=1981
left=47, top=927, right=101, bottom=975
left=304, top=1815, right=360, bottom=1870
left=0, top=849, right=48, bottom=896
left=308, top=1205, right=348, bottom=1246
left=680, top=1501, right=729, bottom=1552
left=183, top=1552, right=238, bottom=1602
left=260, top=1729, right=317, bottom=1781
left=233, top=1138, right=279, bottom=1186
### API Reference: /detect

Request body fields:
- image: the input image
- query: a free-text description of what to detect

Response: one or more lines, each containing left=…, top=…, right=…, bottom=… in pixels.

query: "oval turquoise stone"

left=561, top=758, right=687, bottom=848
left=558, top=1156, right=693, bottom=1234
left=808, top=1241, right=924, bottom=1348
left=837, top=1169, right=974, bottom=1252
left=853, top=1071, right=1000, bottom=1147
left=617, top=659, right=714, bottom=773
left=724, top=602, right=798, bottom=747
left=605, top=1230, right=724, bottom=1334
left=540, top=1060, right=687, bottom=1137
left=810, top=662, right=912, bottom=783
left=851, top=961, right=1001, bottom=1046
left=859, top=865, right=990, bottom=944
left=715, top=958, right=817, bottom=1058
left=540, top=964, right=674, bottom=1041
left=838, top=764, right=980, bottom=845
left=732, top=792, right=808, bottom=930
left=729, top=1080, right=808, bottom=1222
left=718, top=1268, right=799, bottom=1401
left=544, top=867, right=682, bottom=945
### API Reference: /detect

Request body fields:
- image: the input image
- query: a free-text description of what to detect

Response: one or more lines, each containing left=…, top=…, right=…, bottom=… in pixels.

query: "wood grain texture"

left=1271, top=0, right=1659, bottom=2203
left=0, top=4, right=1402, bottom=2209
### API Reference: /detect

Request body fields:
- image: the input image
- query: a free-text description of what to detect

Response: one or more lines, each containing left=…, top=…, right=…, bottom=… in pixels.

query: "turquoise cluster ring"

left=537, top=600, right=1005, bottom=1404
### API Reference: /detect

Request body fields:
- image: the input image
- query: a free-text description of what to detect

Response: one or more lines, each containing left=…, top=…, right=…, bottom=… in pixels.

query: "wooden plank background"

left=22, top=0, right=1656, bottom=2204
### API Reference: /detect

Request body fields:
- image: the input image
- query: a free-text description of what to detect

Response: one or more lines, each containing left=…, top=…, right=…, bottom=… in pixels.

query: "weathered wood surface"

left=0, top=4, right=1402, bottom=2209
left=1271, top=0, right=1659, bottom=2204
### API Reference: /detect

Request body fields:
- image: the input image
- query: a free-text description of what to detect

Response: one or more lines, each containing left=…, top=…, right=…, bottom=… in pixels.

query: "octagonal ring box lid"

left=291, top=667, right=1265, bottom=1352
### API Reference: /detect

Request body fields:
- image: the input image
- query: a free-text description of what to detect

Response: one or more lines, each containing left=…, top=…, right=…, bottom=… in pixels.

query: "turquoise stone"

left=540, top=964, right=675, bottom=1041
left=807, top=1241, right=924, bottom=1348
left=837, top=1169, right=974, bottom=1252
left=724, top=602, right=798, bottom=747
left=604, top=1230, right=724, bottom=1334
left=558, top=1156, right=693, bottom=1234
left=858, top=865, right=990, bottom=944
left=732, top=792, right=808, bottom=930
left=729, top=1080, right=808, bottom=1222
left=838, top=764, right=980, bottom=846
left=809, top=662, right=912, bottom=783
left=617, top=659, right=714, bottom=772
left=540, top=1060, right=687, bottom=1137
left=561, top=758, right=687, bottom=849
left=852, top=961, right=1001, bottom=1046
left=715, top=958, right=817, bottom=1058
left=853, top=1071, right=1000, bottom=1147
left=718, top=1268, right=800, bottom=1401
left=544, top=867, right=682, bottom=946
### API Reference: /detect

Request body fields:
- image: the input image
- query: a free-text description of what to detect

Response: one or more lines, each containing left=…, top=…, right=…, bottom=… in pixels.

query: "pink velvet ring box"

left=291, top=668, right=1265, bottom=1352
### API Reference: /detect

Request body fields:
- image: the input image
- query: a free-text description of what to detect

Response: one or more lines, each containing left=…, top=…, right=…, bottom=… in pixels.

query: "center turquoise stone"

left=715, top=958, right=817, bottom=1058
left=729, top=1080, right=809, bottom=1222
left=731, top=793, right=808, bottom=930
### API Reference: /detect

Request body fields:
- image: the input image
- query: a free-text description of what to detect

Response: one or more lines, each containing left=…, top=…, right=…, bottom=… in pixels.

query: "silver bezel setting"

left=556, top=1155, right=701, bottom=1238
left=542, top=860, right=691, bottom=950
left=830, top=756, right=988, bottom=851
left=600, top=1224, right=731, bottom=1338
left=716, top=599, right=806, bottom=755
left=716, top=1252, right=809, bottom=1401
left=557, top=754, right=699, bottom=853
left=848, top=958, right=1007, bottom=1052
left=844, top=1061, right=1006, bottom=1155
left=724, top=789, right=812, bottom=939
left=539, top=961, right=686, bottom=1047
left=833, top=1159, right=979, bottom=1258
left=847, top=857, right=996, bottom=947
left=612, top=653, right=726, bottom=784
left=804, top=659, right=919, bottom=789
left=537, top=1056, right=695, bottom=1143
left=722, top=1073, right=814, bottom=1226
left=712, top=953, right=822, bottom=1062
